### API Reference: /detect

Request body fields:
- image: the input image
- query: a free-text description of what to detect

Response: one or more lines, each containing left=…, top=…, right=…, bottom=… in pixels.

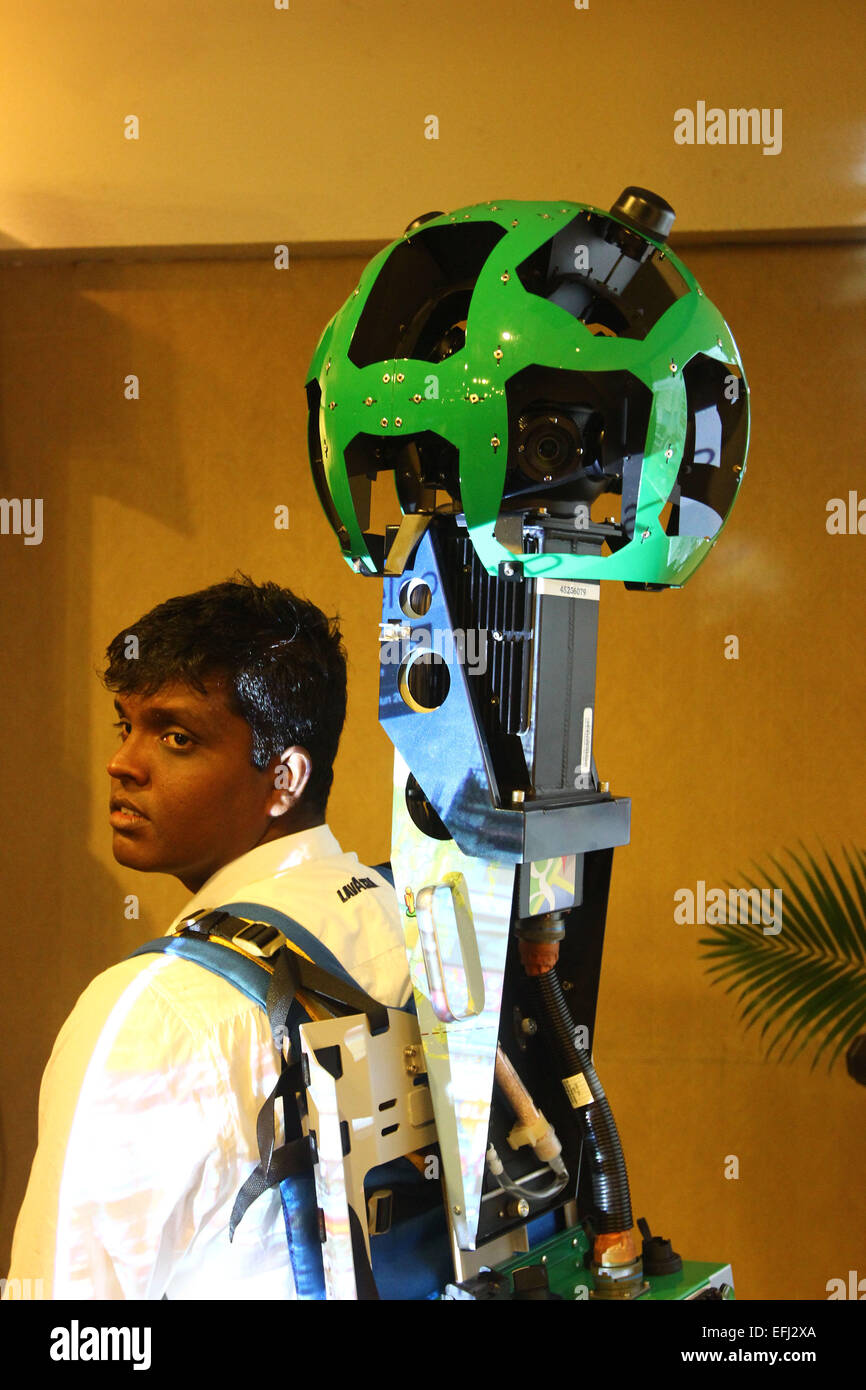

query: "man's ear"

left=267, top=746, right=313, bottom=817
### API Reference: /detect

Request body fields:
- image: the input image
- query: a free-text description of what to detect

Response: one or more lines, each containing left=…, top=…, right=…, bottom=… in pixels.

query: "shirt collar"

left=171, top=823, right=343, bottom=928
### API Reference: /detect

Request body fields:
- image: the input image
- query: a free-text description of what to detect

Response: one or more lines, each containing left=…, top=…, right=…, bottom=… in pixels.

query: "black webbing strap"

left=264, top=940, right=390, bottom=1039
left=229, top=1061, right=317, bottom=1240
left=348, top=1204, right=380, bottom=1301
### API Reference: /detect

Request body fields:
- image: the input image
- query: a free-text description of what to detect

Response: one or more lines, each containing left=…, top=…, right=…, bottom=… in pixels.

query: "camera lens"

left=516, top=412, right=582, bottom=483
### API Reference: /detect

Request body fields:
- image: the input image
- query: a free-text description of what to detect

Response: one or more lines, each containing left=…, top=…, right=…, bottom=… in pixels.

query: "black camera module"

left=515, top=411, right=583, bottom=483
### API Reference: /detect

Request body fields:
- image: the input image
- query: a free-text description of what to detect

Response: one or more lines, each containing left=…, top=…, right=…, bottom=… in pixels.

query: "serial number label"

left=537, top=579, right=601, bottom=602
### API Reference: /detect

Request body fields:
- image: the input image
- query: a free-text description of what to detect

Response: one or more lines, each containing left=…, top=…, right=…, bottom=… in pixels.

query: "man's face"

left=107, top=679, right=293, bottom=892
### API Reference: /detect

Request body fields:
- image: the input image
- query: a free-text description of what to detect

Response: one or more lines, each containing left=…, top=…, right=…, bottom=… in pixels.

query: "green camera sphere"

left=307, top=195, right=749, bottom=588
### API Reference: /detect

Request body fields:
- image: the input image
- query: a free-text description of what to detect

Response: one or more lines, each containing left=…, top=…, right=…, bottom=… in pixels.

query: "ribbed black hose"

left=531, top=965, right=633, bottom=1235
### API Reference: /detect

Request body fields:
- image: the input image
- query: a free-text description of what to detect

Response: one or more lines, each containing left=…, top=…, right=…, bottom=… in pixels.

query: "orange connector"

left=593, top=1229, right=639, bottom=1267
left=517, top=938, right=560, bottom=976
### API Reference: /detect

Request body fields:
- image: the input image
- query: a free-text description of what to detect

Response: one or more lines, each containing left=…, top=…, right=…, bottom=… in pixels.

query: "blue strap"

left=280, top=1175, right=326, bottom=1299
left=128, top=899, right=366, bottom=1004
left=127, top=933, right=271, bottom=1009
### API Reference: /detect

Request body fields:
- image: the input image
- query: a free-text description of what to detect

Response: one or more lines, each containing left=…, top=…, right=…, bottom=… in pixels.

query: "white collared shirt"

left=6, top=825, right=409, bottom=1300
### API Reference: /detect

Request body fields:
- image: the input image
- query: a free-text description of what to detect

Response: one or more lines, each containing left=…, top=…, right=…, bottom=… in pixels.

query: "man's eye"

left=111, top=722, right=192, bottom=749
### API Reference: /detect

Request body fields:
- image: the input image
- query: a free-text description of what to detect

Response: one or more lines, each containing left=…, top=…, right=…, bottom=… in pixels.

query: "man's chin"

left=110, top=832, right=210, bottom=891
left=111, top=831, right=165, bottom=874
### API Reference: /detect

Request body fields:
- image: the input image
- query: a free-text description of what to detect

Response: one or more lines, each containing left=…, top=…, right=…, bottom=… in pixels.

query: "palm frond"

left=698, top=844, right=866, bottom=1074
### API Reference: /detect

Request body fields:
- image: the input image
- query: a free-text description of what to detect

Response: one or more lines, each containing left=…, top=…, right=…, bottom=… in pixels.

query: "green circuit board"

left=495, top=1226, right=735, bottom=1301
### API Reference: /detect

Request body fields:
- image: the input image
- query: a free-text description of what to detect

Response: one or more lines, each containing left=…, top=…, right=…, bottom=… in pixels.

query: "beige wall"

left=0, top=0, right=863, bottom=251
left=0, top=235, right=863, bottom=1297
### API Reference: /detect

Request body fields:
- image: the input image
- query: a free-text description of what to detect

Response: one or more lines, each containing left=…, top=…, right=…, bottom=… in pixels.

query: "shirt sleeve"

left=6, top=956, right=288, bottom=1300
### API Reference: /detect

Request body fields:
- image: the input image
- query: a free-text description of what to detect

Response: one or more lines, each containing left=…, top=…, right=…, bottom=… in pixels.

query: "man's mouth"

left=110, top=797, right=150, bottom=827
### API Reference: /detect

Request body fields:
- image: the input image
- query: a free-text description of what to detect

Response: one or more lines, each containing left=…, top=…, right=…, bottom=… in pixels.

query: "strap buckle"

left=175, top=909, right=284, bottom=960
left=177, top=908, right=231, bottom=936
left=229, top=920, right=285, bottom=959
left=367, top=1189, right=394, bottom=1237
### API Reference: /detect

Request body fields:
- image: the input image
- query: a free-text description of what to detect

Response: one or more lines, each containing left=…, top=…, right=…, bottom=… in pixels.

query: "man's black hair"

left=103, top=574, right=347, bottom=815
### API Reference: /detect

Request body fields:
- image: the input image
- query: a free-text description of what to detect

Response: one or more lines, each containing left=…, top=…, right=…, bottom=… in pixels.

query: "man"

left=6, top=575, right=409, bottom=1299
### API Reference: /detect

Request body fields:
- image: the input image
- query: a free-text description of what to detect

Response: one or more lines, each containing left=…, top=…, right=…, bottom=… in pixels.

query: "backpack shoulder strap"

left=129, top=903, right=388, bottom=1029
left=128, top=927, right=272, bottom=1009
left=217, top=901, right=369, bottom=996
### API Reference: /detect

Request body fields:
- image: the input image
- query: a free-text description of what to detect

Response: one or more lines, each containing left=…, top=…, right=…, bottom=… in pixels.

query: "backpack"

left=128, top=892, right=453, bottom=1300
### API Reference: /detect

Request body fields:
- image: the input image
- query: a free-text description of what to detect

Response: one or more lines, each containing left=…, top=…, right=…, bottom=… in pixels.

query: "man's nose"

left=107, top=737, right=148, bottom=783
